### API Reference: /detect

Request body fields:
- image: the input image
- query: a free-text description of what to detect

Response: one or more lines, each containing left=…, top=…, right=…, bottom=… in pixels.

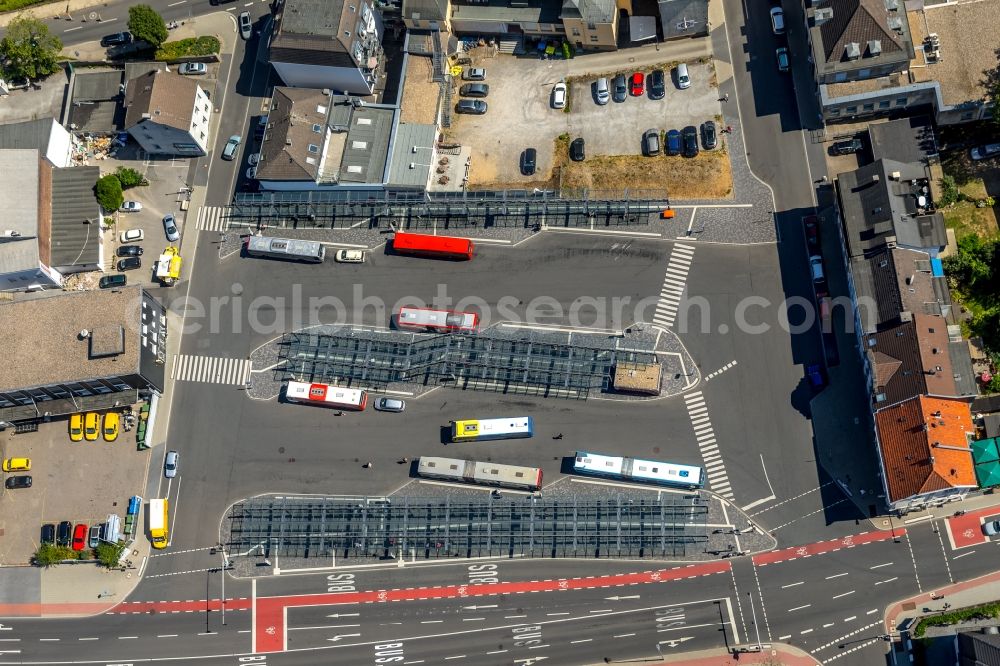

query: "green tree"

left=128, top=5, right=169, bottom=48
left=114, top=166, right=148, bottom=189
left=94, top=174, right=124, bottom=212
left=0, top=13, right=62, bottom=81
left=94, top=542, right=126, bottom=569
left=944, top=234, right=994, bottom=288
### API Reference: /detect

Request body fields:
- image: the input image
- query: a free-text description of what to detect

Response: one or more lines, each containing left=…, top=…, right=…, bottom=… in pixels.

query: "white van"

left=675, top=63, right=691, bottom=90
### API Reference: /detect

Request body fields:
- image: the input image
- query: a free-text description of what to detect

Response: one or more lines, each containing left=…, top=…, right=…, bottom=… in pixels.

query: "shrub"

left=913, top=601, right=1000, bottom=637
left=95, top=542, right=126, bottom=569
left=94, top=174, right=124, bottom=212
left=939, top=174, right=960, bottom=206
left=115, top=166, right=148, bottom=189
left=154, top=36, right=221, bottom=61
left=33, top=543, right=76, bottom=567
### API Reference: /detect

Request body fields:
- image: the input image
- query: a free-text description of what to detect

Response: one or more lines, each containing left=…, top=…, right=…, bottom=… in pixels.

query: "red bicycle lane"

left=252, top=560, right=733, bottom=653
left=944, top=506, right=1000, bottom=550
left=752, top=528, right=906, bottom=567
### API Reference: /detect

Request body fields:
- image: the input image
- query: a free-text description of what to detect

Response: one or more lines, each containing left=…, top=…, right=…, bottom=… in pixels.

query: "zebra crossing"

left=196, top=206, right=228, bottom=232
left=171, top=354, right=251, bottom=386
left=683, top=390, right=733, bottom=500
left=651, top=243, right=695, bottom=330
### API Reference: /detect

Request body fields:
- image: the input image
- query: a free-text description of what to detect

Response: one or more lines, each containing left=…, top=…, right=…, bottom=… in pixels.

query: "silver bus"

left=244, top=236, right=325, bottom=263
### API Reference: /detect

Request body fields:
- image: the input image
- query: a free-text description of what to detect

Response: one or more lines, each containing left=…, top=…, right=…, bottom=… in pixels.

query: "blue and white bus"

left=573, top=451, right=704, bottom=490
left=450, top=417, right=534, bottom=443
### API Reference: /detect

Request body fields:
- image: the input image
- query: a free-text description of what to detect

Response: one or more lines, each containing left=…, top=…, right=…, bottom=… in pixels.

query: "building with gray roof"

left=0, top=118, right=74, bottom=167
left=657, top=0, right=709, bottom=40
left=0, top=286, right=166, bottom=425
left=64, top=69, right=126, bottom=134
left=386, top=123, right=438, bottom=189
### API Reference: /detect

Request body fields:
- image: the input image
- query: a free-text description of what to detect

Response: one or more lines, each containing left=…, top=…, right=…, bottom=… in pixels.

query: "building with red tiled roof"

left=874, top=395, right=976, bottom=513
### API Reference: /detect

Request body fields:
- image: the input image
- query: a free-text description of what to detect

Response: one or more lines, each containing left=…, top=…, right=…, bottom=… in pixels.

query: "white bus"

left=244, top=236, right=325, bottom=263
left=450, top=417, right=535, bottom=443
left=395, top=307, right=479, bottom=333
left=284, top=381, right=368, bottom=411
left=573, top=451, right=704, bottom=489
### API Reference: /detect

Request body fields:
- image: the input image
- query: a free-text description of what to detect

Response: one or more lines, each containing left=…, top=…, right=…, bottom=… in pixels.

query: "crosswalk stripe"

left=172, top=354, right=251, bottom=385
left=196, top=205, right=229, bottom=232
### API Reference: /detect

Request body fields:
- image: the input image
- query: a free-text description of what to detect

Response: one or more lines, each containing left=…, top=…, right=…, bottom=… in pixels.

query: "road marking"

left=118, top=636, right=137, bottom=639
left=64, top=26, right=82, bottom=32
left=825, top=573, right=848, bottom=579
left=167, top=0, right=187, bottom=5
left=683, top=391, right=733, bottom=499
left=866, top=609, right=878, bottom=615
left=196, top=205, right=229, bottom=232
left=844, top=616, right=856, bottom=622
left=779, top=634, right=791, bottom=640
left=800, top=628, right=813, bottom=634
left=421, top=620, right=443, bottom=624
left=78, top=637, right=98, bottom=641
left=485, top=650, right=507, bottom=654
left=788, top=604, right=811, bottom=612
left=157, top=634, right=178, bottom=638
left=831, top=591, right=854, bottom=600
left=504, top=615, right=526, bottom=619
left=614, top=633, right=636, bottom=638
left=869, top=562, right=893, bottom=569
left=570, top=639, right=592, bottom=644
left=172, top=354, right=251, bottom=385
left=822, top=623, right=834, bottom=628
left=444, top=655, right=465, bottom=660
left=781, top=581, right=804, bottom=588
left=652, top=243, right=695, bottom=329
left=704, top=360, right=738, bottom=382
left=953, top=550, right=975, bottom=559
left=461, top=618, right=484, bottom=622
left=288, top=624, right=360, bottom=631
left=546, top=612, right=570, bottom=616
left=875, top=577, right=898, bottom=586
left=905, top=532, right=923, bottom=592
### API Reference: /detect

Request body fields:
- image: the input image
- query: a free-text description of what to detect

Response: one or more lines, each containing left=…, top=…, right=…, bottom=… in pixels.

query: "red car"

left=630, top=72, right=644, bottom=96
left=72, top=523, right=88, bottom=551
left=803, top=215, right=820, bottom=249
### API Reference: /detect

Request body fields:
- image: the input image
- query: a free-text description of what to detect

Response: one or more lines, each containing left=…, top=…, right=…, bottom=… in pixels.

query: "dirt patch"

left=560, top=150, right=731, bottom=199
left=400, top=56, right=441, bottom=125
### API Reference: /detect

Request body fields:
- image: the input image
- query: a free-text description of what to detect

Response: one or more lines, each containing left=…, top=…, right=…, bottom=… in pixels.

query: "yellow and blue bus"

left=449, top=417, right=534, bottom=443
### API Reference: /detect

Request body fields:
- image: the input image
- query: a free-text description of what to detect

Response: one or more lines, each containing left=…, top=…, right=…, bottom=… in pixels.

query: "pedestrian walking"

left=335, top=411, right=345, bottom=416
left=399, top=457, right=409, bottom=464
left=552, top=433, right=563, bottom=440
left=365, top=461, right=373, bottom=469
left=720, top=93, right=729, bottom=102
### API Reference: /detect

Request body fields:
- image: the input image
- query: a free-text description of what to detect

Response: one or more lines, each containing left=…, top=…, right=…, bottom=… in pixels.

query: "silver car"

left=374, top=397, right=406, bottom=413
left=164, top=450, right=179, bottom=478
left=163, top=213, right=180, bottom=242
left=594, top=77, right=610, bottom=105
left=178, top=62, right=207, bottom=76
left=239, top=11, right=253, bottom=40
left=984, top=520, right=1000, bottom=536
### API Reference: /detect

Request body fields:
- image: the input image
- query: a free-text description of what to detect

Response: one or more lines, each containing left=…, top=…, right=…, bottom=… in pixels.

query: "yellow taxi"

left=69, top=413, right=84, bottom=442
left=2, top=458, right=31, bottom=472
left=84, top=412, right=101, bottom=441
left=103, top=412, right=120, bottom=442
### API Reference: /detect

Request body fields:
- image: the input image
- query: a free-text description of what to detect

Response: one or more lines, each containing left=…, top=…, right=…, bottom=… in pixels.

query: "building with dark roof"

left=657, top=0, right=709, bottom=41
left=850, top=246, right=945, bottom=333
left=64, top=69, right=126, bottom=134
left=808, top=0, right=914, bottom=85
left=0, top=286, right=166, bottom=425
left=868, top=116, right=938, bottom=165
left=0, top=118, right=74, bottom=168
left=269, top=0, right=385, bottom=95
left=124, top=69, right=211, bottom=157
left=959, top=627, right=1000, bottom=666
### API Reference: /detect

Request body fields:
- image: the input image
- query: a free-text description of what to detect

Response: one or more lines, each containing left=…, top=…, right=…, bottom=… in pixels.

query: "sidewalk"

left=587, top=645, right=821, bottom=666
left=885, top=568, right=1000, bottom=634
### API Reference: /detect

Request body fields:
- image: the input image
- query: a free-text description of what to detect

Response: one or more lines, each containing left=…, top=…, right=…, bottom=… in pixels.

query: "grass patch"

left=154, top=36, right=220, bottom=61
left=941, top=176, right=999, bottom=240
left=559, top=150, right=732, bottom=199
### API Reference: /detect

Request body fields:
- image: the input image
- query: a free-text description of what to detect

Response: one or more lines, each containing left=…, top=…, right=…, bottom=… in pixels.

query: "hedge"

left=154, top=36, right=220, bottom=61
left=0, top=0, right=48, bottom=12
left=912, top=601, right=1000, bottom=637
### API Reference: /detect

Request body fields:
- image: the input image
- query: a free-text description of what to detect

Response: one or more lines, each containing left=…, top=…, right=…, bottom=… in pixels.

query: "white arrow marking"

left=326, top=613, right=360, bottom=618
left=327, top=633, right=362, bottom=642
left=605, top=595, right=641, bottom=601
left=658, top=636, right=695, bottom=648
left=462, top=604, right=498, bottom=610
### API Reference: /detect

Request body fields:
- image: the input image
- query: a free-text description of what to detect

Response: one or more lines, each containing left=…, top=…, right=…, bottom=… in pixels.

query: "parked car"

left=809, top=255, right=825, bottom=282
left=456, top=99, right=487, bottom=114
left=88, top=525, right=101, bottom=549
left=674, top=63, right=690, bottom=90
left=103, top=412, right=119, bottom=442
left=57, top=521, right=72, bottom=547
left=984, top=520, right=1000, bottom=536
left=178, top=62, right=208, bottom=76
left=222, top=134, right=241, bottom=161
left=255, top=115, right=268, bottom=140
left=612, top=74, right=627, bottom=103
left=629, top=71, right=644, bottom=96
left=84, top=413, right=100, bottom=441
left=163, top=213, right=180, bottom=242
left=551, top=82, right=567, bottom=109
left=829, top=138, right=863, bottom=156
left=164, top=450, right=179, bottom=478
left=119, top=201, right=143, bottom=213
left=116, top=245, right=143, bottom=257
left=100, top=31, right=132, bottom=48
left=666, top=129, right=682, bottom=156
left=521, top=147, right=537, bottom=176
left=5, top=475, right=31, bottom=489
left=71, top=524, right=88, bottom=551
left=2, top=457, right=30, bottom=472
left=642, top=129, right=661, bottom=157
left=239, top=11, right=253, bottom=39
left=462, top=67, right=486, bottom=81
left=570, top=138, right=585, bottom=162
left=246, top=166, right=257, bottom=180
left=648, top=69, right=665, bottom=99
left=459, top=83, right=489, bottom=98
left=770, top=6, right=785, bottom=34
left=69, top=413, right=84, bottom=442
left=117, top=256, right=142, bottom=271
left=119, top=228, right=144, bottom=243
left=700, top=121, right=717, bottom=150
left=374, top=397, right=406, bottom=412
left=594, top=77, right=610, bottom=105
left=334, top=249, right=366, bottom=263
left=806, top=363, right=827, bottom=390
left=248, top=153, right=260, bottom=165
left=804, top=215, right=820, bottom=248
left=682, top=125, right=699, bottom=158
left=776, top=47, right=790, bottom=73
left=41, top=524, right=56, bottom=545
left=99, top=274, right=127, bottom=289
left=970, top=143, right=1000, bottom=161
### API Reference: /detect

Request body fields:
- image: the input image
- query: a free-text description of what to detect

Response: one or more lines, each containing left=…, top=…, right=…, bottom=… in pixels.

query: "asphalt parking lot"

left=447, top=57, right=721, bottom=186
left=0, top=417, right=150, bottom=565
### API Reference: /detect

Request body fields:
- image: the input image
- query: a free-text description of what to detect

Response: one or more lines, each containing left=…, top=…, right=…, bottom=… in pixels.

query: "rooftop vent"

left=845, top=42, right=861, bottom=60
left=888, top=16, right=904, bottom=33
left=815, top=7, right=834, bottom=24
left=868, top=40, right=882, bottom=56
left=884, top=0, right=899, bottom=10
left=890, top=171, right=901, bottom=180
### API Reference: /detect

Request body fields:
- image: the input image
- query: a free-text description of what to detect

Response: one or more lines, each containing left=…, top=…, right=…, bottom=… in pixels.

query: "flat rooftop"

left=0, top=287, right=142, bottom=392
left=400, top=55, right=440, bottom=126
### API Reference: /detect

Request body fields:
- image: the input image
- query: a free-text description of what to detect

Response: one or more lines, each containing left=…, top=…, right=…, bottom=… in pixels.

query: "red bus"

left=284, top=381, right=368, bottom=411
left=391, top=232, right=474, bottom=260
left=396, top=307, right=479, bottom=333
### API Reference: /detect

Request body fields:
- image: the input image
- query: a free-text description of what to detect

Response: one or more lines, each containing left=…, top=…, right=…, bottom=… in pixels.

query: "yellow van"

left=69, top=414, right=84, bottom=442
left=103, top=412, right=120, bottom=442
left=84, top=412, right=101, bottom=441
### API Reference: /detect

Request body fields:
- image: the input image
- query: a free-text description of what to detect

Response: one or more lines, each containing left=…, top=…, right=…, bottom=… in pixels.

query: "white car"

left=248, top=153, right=260, bottom=165
left=770, top=6, right=785, bottom=35
left=164, top=450, right=178, bottom=478
left=120, top=201, right=143, bottom=213
left=239, top=11, right=252, bottom=40
left=119, top=228, right=144, bottom=243
left=970, top=143, right=1000, bottom=161
left=246, top=166, right=257, bottom=180
left=334, top=249, right=366, bottom=263
left=809, top=255, right=825, bottom=283
left=984, top=520, right=1000, bottom=536
left=552, top=82, right=567, bottom=109
left=178, top=62, right=207, bottom=76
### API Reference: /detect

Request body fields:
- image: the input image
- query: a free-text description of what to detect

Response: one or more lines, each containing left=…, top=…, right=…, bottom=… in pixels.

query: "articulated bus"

left=396, top=307, right=479, bottom=333
left=244, top=236, right=326, bottom=263
left=417, top=456, right=543, bottom=491
left=391, top=231, right=474, bottom=261
left=573, top=451, right=704, bottom=490
left=450, top=417, right=534, bottom=443
left=284, top=381, right=368, bottom=411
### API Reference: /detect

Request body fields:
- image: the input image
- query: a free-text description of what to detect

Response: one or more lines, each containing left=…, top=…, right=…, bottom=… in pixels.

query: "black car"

left=98, top=274, right=127, bottom=289
left=829, top=138, right=863, bottom=156
left=455, top=99, right=487, bottom=115
left=41, top=523, right=56, bottom=545
left=117, top=257, right=142, bottom=271
left=521, top=148, right=537, bottom=176
left=612, top=74, right=627, bottom=103
left=648, top=69, right=666, bottom=100
left=116, top=245, right=143, bottom=257
left=459, top=83, right=489, bottom=98
left=642, top=129, right=660, bottom=157
left=682, top=125, right=699, bottom=158
left=56, top=521, right=72, bottom=547
left=100, top=31, right=132, bottom=48
left=665, top=129, right=682, bottom=156
left=5, top=475, right=31, bottom=490
left=700, top=121, right=717, bottom=150
left=570, top=138, right=585, bottom=162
